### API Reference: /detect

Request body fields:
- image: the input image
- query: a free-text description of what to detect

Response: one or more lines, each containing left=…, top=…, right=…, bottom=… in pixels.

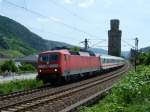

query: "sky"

left=0, top=0, right=150, bottom=51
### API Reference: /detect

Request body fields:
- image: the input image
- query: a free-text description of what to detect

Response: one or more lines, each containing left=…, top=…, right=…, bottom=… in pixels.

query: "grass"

left=0, top=79, right=43, bottom=94
left=0, top=49, right=24, bottom=58
left=80, top=65, right=150, bottom=112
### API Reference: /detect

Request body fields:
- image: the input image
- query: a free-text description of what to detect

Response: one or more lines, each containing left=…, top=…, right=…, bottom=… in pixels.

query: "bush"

left=0, top=69, right=1, bottom=73
left=70, top=46, right=80, bottom=52
left=1, top=60, right=18, bottom=72
left=80, top=65, right=150, bottom=112
left=138, top=51, right=150, bottom=65
left=19, top=63, right=36, bottom=72
left=144, top=52, right=150, bottom=65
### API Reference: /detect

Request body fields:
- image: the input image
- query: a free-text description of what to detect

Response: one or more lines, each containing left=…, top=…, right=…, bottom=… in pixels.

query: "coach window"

left=103, top=59, right=105, bottom=63
left=113, top=59, right=115, bottom=63
left=106, top=59, right=108, bottom=63
left=110, top=59, right=112, bottom=63
left=102, top=59, right=104, bottom=63
left=104, top=59, right=106, bottom=63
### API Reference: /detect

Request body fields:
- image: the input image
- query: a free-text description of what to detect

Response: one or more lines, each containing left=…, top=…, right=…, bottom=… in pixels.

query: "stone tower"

left=108, top=19, right=122, bottom=56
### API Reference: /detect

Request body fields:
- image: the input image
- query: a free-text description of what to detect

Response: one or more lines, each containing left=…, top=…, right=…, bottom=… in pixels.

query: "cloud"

left=49, top=16, right=62, bottom=22
left=37, top=16, right=62, bottom=24
left=78, top=0, right=95, bottom=8
left=64, top=0, right=95, bottom=8
left=103, top=0, right=112, bottom=8
left=37, top=18, right=50, bottom=23
left=64, top=0, right=73, bottom=4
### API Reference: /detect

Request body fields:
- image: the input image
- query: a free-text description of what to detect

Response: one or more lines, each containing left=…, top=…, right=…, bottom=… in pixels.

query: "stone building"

left=108, top=19, right=122, bottom=56
left=15, top=55, right=38, bottom=68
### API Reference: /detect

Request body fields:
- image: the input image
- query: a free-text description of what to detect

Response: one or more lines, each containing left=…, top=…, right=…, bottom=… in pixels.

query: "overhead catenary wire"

left=49, top=0, right=87, bottom=21
left=24, top=0, right=27, bottom=9
left=3, top=0, right=79, bottom=41
left=90, top=39, right=107, bottom=48
left=48, top=0, right=101, bottom=29
left=89, top=38, right=107, bottom=41
left=122, top=39, right=135, bottom=49
left=3, top=1, right=136, bottom=51
left=4, top=0, right=100, bottom=38
left=94, top=45, right=108, bottom=48
left=27, top=25, right=81, bottom=42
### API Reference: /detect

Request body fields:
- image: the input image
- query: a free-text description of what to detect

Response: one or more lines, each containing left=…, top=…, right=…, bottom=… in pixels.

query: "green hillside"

left=140, top=46, right=150, bottom=52
left=0, top=15, right=71, bottom=58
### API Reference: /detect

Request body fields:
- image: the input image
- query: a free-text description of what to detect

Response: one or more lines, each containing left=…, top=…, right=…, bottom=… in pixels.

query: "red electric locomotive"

left=37, top=49, right=125, bottom=83
left=37, top=50, right=101, bottom=83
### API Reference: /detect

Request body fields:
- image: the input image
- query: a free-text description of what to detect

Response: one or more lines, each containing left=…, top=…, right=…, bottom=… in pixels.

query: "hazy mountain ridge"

left=140, top=47, right=150, bottom=52
left=0, top=15, right=72, bottom=57
left=0, top=15, right=139, bottom=58
left=89, top=48, right=107, bottom=54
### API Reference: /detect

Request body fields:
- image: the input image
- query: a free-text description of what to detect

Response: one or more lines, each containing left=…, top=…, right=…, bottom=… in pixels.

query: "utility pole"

left=84, top=38, right=89, bottom=50
left=135, top=37, right=139, bottom=71
left=81, top=38, right=89, bottom=50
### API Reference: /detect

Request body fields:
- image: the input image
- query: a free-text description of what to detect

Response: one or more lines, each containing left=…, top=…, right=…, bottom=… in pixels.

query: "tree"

left=70, top=46, right=80, bottom=52
left=19, top=63, right=36, bottom=72
left=1, top=60, right=18, bottom=72
left=144, top=52, right=150, bottom=65
left=138, top=51, right=150, bottom=65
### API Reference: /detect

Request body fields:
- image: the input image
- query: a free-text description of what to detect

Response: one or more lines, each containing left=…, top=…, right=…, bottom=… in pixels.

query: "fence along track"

left=0, top=63, right=129, bottom=112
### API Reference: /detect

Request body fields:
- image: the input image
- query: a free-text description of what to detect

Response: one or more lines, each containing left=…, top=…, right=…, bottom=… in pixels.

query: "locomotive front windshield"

left=39, top=54, right=59, bottom=62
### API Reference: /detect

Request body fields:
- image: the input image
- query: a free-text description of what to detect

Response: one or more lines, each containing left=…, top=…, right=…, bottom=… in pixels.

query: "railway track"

left=0, top=84, right=52, bottom=101
left=0, top=62, right=130, bottom=112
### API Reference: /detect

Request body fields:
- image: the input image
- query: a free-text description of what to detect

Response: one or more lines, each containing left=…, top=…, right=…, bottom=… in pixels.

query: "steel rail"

left=0, top=66, right=125, bottom=109
left=0, top=63, right=129, bottom=112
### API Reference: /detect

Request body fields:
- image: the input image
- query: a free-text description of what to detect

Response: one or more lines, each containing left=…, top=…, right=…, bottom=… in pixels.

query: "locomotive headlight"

left=54, top=69, right=58, bottom=72
left=39, top=69, right=42, bottom=72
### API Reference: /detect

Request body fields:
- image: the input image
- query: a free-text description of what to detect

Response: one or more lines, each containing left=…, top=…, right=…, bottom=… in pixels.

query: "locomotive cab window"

left=39, top=55, right=49, bottom=62
left=39, top=54, right=59, bottom=62
left=49, top=54, right=59, bottom=61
